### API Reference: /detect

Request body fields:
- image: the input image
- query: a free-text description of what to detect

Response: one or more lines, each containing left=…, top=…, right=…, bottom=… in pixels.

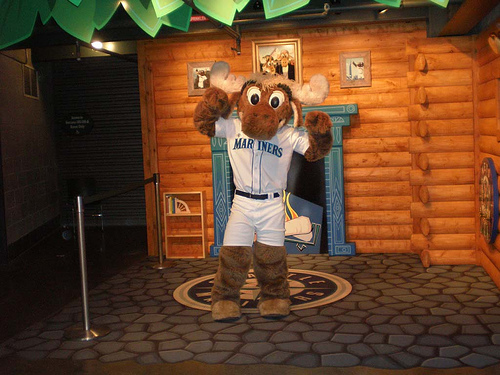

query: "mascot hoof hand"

left=304, top=111, right=332, bottom=134
left=258, top=299, right=291, bottom=319
left=212, top=300, right=241, bottom=322
left=203, top=87, right=231, bottom=119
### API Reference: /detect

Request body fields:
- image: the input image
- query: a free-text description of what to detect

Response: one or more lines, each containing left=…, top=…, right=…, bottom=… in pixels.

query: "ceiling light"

left=378, top=8, right=389, bottom=14
left=91, top=41, right=103, bottom=49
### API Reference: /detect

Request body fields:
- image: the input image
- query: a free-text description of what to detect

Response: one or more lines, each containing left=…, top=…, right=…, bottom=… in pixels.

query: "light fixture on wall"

left=91, top=41, right=103, bottom=49
left=488, top=32, right=500, bottom=55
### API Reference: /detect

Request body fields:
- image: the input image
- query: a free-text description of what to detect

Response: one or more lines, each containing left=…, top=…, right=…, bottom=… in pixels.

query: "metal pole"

left=151, top=173, right=175, bottom=269
left=155, top=174, right=164, bottom=265
left=76, top=195, right=91, bottom=331
left=65, top=195, right=110, bottom=341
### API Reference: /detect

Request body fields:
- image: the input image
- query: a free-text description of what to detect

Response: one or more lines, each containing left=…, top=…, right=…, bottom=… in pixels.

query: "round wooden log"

left=347, top=211, right=412, bottom=225
left=409, top=136, right=474, bottom=153
left=347, top=225, right=412, bottom=240
left=417, top=121, right=429, bottom=138
left=345, top=181, right=411, bottom=197
left=427, top=217, right=474, bottom=234
left=415, top=53, right=427, bottom=71
left=346, top=196, right=411, bottom=211
left=407, top=69, right=472, bottom=88
left=420, top=250, right=431, bottom=267
left=410, top=201, right=474, bottom=218
left=416, top=87, right=428, bottom=105
left=408, top=102, right=473, bottom=121
left=419, top=186, right=430, bottom=204
left=353, top=239, right=411, bottom=253
left=425, top=185, right=474, bottom=202
left=420, top=218, right=431, bottom=236
left=411, top=234, right=475, bottom=250
left=410, top=169, right=475, bottom=186
left=416, top=154, right=429, bottom=171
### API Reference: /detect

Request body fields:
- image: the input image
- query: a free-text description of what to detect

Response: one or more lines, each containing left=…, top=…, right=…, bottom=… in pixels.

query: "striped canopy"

left=0, top=0, right=449, bottom=50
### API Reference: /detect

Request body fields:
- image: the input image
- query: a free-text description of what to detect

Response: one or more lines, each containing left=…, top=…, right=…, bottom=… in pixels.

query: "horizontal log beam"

left=420, top=250, right=478, bottom=267
left=345, top=181, right=411, bottom=197
left=410, top=201, right=474, bottom=218
left=410, top=169, right=474, bottom=185
left=409, top=102, right=473, bottom=121
left=347, top=225, right=412, bottom=240
left=407, top=70, right=472, bottom=88
left=347, top=211, right=411, bottom=225
left=409, top=136, right=474, bottom=153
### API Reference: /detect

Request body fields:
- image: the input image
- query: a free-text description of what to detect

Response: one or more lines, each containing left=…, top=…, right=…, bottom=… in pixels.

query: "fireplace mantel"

left=210, top=104, right=358, bottom=257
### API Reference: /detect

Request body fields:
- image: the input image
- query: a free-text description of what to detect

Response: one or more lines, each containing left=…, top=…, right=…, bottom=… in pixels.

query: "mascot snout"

left=241, top=104, right=280, bottom=140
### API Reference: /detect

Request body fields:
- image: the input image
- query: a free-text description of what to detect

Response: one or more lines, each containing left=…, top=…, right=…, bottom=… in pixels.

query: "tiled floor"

left=1, top=236, right=500, bottom=375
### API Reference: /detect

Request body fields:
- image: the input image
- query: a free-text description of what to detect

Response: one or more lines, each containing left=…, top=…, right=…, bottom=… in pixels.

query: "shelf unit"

left=163, top=191, right=207, bottom=258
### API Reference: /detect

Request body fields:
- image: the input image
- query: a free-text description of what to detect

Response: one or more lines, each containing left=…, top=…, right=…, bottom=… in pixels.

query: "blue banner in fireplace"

left=284, top=192, right=323, bottom=254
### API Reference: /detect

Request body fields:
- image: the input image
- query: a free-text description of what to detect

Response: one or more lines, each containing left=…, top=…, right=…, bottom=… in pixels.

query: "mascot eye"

left=246, top=87, right=261, bottom=106
left=269, top=91, right=285, bottom=109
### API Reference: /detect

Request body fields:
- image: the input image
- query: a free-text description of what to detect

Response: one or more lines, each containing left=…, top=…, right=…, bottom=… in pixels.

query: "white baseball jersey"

left=215, top=117, right=310, bottom=195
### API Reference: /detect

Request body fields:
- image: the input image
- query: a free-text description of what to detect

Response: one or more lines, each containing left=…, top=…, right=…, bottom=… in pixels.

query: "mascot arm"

left=303, top=111, right=333, bottom=162
left=193, top=87, right=232, bottom=137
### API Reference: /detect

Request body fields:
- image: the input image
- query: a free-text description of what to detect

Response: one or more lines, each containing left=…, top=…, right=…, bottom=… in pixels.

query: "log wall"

left=475, top=21, right=500, bottom=288
left=406, top=35, right=477, bottom=267
left=138, top=21, right=479, bottom=263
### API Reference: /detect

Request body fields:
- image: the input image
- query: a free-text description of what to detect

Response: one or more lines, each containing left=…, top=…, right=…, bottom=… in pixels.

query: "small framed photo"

left=252, top=38, right=302, bottom=84
left=339, top=51, right=371, bottom=88
left=187, top=61, right=215, bottom=96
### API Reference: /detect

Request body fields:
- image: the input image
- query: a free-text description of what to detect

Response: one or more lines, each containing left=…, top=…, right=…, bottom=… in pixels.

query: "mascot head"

left=210, top=61, right=330, bottom=140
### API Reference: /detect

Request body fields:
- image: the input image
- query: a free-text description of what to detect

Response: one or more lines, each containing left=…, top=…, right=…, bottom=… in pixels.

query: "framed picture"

left=339, top=51, right=371, bottom=88
left=252, top=38, right=302, bottom=84
left=187, top=61, right=214, bottom=96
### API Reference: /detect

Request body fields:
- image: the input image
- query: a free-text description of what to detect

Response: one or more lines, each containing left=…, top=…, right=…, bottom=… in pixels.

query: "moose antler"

left=210, top=61, right=330, bottom=106
left=210, top=61, right=246, bottom=94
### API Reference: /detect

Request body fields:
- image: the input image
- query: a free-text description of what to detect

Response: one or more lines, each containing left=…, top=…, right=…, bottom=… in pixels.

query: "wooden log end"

left=420, top=217, right=430, bottom=236
left=417, top=121, right=428, bottom=138
left=415, top=53, right=427, bottom=72
left=420, top=250, right=431, bottom=268
left=416, top=87, right=428, bottom=105
left=416, top=154, right=429, bottom=171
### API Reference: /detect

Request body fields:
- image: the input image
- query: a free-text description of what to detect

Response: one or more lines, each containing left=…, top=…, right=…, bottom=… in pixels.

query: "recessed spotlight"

left=91, top=41, right=103, bottom=49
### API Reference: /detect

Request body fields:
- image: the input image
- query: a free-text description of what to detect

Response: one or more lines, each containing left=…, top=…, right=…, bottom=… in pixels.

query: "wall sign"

left=62, top=114, right=93, bottom=135
left=480, top=157, right=499, bottom=244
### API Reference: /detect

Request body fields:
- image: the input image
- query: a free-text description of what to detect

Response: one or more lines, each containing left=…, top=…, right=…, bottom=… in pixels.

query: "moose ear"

left=291, top=99, right=303, bottom=128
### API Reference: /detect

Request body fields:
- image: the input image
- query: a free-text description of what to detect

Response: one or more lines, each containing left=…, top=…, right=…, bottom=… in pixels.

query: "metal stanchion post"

left=151, top=173, right=175, bottom=269
left=65, top=195, right=110, bottom=341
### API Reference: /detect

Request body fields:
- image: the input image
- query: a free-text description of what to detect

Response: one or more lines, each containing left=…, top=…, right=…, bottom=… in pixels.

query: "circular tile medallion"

left=174, top=269, right=352, bottom=313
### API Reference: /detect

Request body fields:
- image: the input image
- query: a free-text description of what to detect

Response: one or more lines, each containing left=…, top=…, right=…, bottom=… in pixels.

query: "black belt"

left=235, top=190, right=280, bottom=200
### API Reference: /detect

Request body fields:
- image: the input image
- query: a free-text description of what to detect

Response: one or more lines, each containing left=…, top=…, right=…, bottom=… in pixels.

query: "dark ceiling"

left=11, top=0, right=500, bottom=61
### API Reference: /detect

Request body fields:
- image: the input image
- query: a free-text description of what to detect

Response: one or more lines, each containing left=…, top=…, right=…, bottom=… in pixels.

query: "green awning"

left=0, top=0, right=450, bottom=50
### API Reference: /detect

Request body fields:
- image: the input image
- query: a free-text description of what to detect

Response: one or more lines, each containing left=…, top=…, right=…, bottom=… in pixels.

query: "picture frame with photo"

left=252, top=38, right=302, bottom=84
left=187, top=61, right=215, bottom=96
left=339, top=51, right=371, bottom=88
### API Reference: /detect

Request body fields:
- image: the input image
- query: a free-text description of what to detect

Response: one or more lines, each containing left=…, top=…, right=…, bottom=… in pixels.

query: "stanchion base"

left=150, top=260, right=176, bottom=269
left=64, top=324, right=111, bottom=341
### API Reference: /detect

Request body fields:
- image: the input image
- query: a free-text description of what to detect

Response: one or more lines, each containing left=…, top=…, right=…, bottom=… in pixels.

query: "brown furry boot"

left=211, top=246, right=252, bottom=322
left=253, top=242, right=291, bottom=318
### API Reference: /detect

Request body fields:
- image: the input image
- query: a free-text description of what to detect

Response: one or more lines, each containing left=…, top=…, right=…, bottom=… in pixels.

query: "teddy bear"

left=193, top=61, right=333, bottom=322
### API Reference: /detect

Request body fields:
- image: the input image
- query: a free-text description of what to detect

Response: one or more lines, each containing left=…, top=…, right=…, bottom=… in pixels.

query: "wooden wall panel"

left=406, top=35, right=476, bottom=267
left=138, top=22, right=480, bottom=260
left=475, top=20, right=500, bottom=289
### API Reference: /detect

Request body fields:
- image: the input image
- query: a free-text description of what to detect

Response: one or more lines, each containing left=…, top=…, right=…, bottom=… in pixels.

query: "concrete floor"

left=1, top=228, right=500, bottom=374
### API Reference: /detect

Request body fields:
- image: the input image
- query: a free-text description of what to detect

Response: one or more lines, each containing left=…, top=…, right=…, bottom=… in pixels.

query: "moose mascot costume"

left=194, top=62, right=333, bottom=322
